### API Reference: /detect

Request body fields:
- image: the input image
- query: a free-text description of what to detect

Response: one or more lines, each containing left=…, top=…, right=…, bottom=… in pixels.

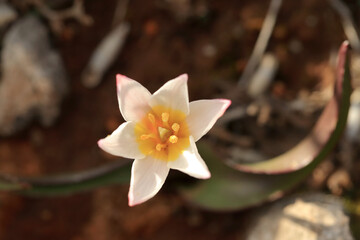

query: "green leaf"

left=180, top=41, right=352, bottom=211
left=180, top=143, right=308, bottom=211
left=20, top=163, right=131, bottom=196
left=0, top=161, right=131, bottom=196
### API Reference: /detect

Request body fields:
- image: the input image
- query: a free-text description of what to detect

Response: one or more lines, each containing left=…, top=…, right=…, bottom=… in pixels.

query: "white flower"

left=98, top=74, right=231, bottom=206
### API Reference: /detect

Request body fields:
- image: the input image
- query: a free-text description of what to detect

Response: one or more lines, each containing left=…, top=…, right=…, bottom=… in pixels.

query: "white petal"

left=98, top=121, right=145, bottom=159
left=128, top=157, right=169, bottom=206
left=168, top=136, right=210, bottom=179
left=116, top=74, right=152, bottom=121
left=149, top=74, right=189, bottom=114
left=187, top=99, right=231, bottom=142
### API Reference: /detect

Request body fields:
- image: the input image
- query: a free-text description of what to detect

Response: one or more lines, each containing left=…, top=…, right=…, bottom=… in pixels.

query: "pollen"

left=156, top=143, right=167, bottom=151
left=135, top=105, right=190, bottom=161
left=161, top=112, right=169, bottom=123
left=169, top=135, right=178, bottom=143
left=171, top=123, right=180, bottom=134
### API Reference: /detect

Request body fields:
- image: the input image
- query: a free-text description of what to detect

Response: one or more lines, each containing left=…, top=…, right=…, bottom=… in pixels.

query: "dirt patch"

left=0, top=0, right=349, bottom=239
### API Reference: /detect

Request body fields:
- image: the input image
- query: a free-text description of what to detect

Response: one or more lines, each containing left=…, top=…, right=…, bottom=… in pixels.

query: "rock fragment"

left=246, top=193, right=353, bottom=240
left=0, top=15, right=68, bottom=136
left=0, top=2, right=17, bottom=29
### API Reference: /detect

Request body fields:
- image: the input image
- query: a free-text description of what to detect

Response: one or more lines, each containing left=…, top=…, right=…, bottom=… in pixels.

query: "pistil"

left=135, top=105, right=190, bottom=161
left=158, top=127, right=171, bottom=142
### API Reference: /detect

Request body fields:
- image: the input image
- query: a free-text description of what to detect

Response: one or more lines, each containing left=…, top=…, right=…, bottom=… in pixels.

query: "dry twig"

left=238, top=0, right=282, bottom=87
left=81, top=0, right=131, bottom=88
left=30, top=0, right=93, bottom=34
left=112, top=0, right=130, bottom=27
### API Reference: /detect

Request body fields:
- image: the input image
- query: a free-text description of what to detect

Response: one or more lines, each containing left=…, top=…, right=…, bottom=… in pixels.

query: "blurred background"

left=0, top=0, right=359, bottom=239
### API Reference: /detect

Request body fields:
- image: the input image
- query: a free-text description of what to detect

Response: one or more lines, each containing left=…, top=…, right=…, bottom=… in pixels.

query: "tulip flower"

left=98, top=74, right=231, bottom=206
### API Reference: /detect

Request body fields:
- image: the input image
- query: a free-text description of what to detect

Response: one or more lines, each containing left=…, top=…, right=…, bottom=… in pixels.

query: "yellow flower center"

left=135, top=105, right=190, bottom=161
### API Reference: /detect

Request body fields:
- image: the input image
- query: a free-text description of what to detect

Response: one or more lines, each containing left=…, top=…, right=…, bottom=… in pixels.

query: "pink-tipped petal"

left=116, top=74, right=152, bottom=122
left=168, top=136, right=211, bottom=179
left=128, top=157, right=170, bottom=206
left=187, top=99, right=231, bottom=141
left=98, top=121, right=145, bottom=159
left=149, top=74, right=189, bottom=114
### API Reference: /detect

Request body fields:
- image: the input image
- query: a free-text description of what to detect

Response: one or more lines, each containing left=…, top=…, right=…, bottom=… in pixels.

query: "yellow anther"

left=148, top=113, right=156, bottom=124
left=171, top=123, right=180, bottom=134
left=156, top=143, right=166, bottom=151
left=169, top=135, right=178, bottom=144
left=161, top=112, right=169, bottom=123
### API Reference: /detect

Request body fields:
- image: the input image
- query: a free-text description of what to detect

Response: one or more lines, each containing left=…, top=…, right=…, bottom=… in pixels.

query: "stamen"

left=171, top=123, right=180, bottom=134
left=140, top=135, right=149, bottom=140
left=140, top=134, right=155, bottom=140
left=169, top=135, right=178, bottom=144
left=147, top=113, right=156, bottom=124
left=156, top=143, right=167, bottom=151
left=161, top=112, right=169, bottom=123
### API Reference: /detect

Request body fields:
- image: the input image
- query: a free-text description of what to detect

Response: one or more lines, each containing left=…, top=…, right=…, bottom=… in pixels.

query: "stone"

left=0, top=15, right=68, bottom=136
left=246, top=193, right=353, bottom=240
left=0, top=2, right=17, bottom=29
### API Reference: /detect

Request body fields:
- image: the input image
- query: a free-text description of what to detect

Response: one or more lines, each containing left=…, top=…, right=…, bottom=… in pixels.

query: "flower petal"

left=149, top=74, right=189, bottom=114
left=116, top=74, right=152, bottom=121
left=187, top=99, right=231, bottom=142
left=98, top=121, right=144, bottom=159
left=168, top=136, right=210, bottom=179
left=128, top=157, right=169, bottom=206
